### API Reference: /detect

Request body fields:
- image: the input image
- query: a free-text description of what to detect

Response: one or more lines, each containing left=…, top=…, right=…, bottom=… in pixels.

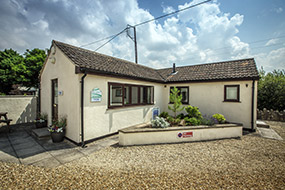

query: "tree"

left=0, top=49, right=26, bottom=94
left=0, top=48, right=46, bottom=94
left=168, top=87, right=184, bottom=118
left=23, top=49, right=46, bottom=88
left=258, top=67, right=285, bottom=111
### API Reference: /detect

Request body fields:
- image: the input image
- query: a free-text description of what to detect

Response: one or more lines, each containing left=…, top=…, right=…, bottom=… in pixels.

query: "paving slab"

left=15, top=145, right=46, bottom=158
left=12, top=140, right=39, bottom=151
left=32, top=156, right=61, bottom=168
left=78, top=144, right=104, bottom=156
left=9, top=137, right=37, bottom=147
left=0, top=125, right=119, bottom=167
left=40, top=140, right=76, bottom=151
left=0, top=141, right=10, bottom=149
left=97, top=139, right=118, bottom=148
left=54, top=149, right=85, bottom=164
left=0, top=151, right=20, bottom=164
left=20, top=152, right=53, bottom=165
left=257, top=127, right=283, bottom=140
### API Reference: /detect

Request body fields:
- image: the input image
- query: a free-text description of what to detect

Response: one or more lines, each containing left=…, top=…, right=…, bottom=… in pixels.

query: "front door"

left=51, top=79, right=58, bottom=121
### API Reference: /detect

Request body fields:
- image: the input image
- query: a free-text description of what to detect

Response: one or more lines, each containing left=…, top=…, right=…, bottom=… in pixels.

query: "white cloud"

left=162, top=5, right=175, bottom=14
left=0, top=0, right=283, bottom=71
left=254, top=47, right=285, bottom=71
left=266, top=39, right=278, bottom=46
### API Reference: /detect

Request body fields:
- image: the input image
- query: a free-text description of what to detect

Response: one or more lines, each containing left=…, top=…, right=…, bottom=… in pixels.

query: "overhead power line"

left=80, top=34, right=116, bottom=47
left=81, top=0, right=212, bottom=50
left=134, top=0, right=211, bottom=27
left=94, top=28, right=127, bottom=51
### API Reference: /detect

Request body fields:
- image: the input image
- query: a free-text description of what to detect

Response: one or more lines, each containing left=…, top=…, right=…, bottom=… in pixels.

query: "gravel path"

left=1, top=121, right=285, bottom=189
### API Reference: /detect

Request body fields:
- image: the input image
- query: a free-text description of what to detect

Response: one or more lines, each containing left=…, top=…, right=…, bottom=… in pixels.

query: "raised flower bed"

left=119, top=122, right=243, bottom=146
left=119, top=87, right=242, bottom=146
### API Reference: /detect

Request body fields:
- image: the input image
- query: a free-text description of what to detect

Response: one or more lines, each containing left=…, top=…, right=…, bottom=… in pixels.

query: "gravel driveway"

left=1, top=121, right=284, bottom=189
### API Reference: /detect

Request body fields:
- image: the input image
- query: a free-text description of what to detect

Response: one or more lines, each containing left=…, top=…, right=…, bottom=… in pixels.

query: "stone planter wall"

left=119, top=123, right=243, bottom=146
left=257, top=108, right=285, bottom=122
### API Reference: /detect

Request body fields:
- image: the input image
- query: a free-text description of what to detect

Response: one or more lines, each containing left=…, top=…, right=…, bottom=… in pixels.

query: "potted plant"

left=48, top=116, right=67, bottom=143
left=34, top=113, right=48, bottom=128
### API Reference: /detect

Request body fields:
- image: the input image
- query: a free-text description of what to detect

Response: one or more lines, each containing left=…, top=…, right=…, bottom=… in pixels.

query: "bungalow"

left=40, top=40, right=259, bottom=145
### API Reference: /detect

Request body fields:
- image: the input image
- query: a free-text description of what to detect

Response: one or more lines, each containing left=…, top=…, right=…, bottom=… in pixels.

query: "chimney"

left=172, top=63, right=176, bottom=73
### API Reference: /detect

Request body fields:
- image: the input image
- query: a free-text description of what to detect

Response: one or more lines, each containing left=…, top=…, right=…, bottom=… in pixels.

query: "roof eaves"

left=78, top=67, right=165, bottom=83
left=164, top=76, right=260, bottom=83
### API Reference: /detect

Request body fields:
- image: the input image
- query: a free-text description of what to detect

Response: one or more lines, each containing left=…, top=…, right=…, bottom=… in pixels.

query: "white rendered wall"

left=164, top=81, right=257, bottom=129
left=83, top=75, right=165, bottom=141
left=40, top=46, right=81, bottom=143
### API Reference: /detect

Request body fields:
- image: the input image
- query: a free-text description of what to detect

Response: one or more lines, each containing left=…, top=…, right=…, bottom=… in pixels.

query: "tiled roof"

left=53, top=40, right=164, bottom=82
left=157, top=58, right=259, bottom=82
left=53, top=40, right=259, bottom=83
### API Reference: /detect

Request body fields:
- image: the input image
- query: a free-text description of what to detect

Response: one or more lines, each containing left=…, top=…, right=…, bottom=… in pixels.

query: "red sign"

left=178, top=132, right=193, bottom=138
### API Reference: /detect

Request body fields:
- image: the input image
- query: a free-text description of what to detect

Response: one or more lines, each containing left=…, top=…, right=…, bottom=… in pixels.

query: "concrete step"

left=32, top=127, right=50, bottom=139
left=256, top=120, right=270, bottom=128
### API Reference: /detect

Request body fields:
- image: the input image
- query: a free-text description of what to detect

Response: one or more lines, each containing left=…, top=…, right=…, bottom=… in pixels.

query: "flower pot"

left=51, top=132, right=65, bottom=143
left=35, top=121, right=47, bottom=128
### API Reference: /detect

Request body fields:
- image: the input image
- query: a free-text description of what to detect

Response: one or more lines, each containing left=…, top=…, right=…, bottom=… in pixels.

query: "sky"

left=0, top=0, right=284, bottom=72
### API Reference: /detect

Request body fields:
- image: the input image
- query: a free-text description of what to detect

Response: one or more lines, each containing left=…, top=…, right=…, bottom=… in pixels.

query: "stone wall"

left=0, top=95, right=38, bottom=124
left=257, top=108, right=285, bottom=122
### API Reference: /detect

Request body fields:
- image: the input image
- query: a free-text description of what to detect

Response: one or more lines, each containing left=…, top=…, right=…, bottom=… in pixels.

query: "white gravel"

left=1, top=121, right=285, bottom=189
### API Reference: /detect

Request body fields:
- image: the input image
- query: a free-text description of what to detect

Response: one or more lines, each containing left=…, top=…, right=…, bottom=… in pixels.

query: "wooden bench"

left=0, top=112, right=12, bottom=132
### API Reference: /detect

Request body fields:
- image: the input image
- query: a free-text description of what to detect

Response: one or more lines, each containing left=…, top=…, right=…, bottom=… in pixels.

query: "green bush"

left=200, top=115, right=217, bottom=126
left=258, top=68, right=285, bottom=111
left=184, top=117, right=201, bottom=126
left=176, top=113, right=185, bottom=119
left=168, top=87, right=184, bottom=118
left=167, top=116, right=181, bottom=126
left=212, top=114, right=226, bottom=124
left=185, top=105, right=202, bottom=120
left=159, top=111, right=169, bottom=119
left=151, top=117, right=170, bottom=128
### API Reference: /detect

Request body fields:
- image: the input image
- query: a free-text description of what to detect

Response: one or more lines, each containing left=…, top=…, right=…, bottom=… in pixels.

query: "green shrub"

left=185, top=105, right=202, bottom=120
left=159, top=111, right=169, bottom=119
left=167, top=116, right=181, bottom=126
left=176, top=113, right=185, bottom=119
left=258, top=68, right=285, bottom=111
left=212, top=114, right=226, bottom=124
left=184, top=117, right=201, bottom=126
left=200, top=115, right=217, bottom=126
left=168, top=87, right=184, bottom=118
left=151, top=117, right=170, bottom=128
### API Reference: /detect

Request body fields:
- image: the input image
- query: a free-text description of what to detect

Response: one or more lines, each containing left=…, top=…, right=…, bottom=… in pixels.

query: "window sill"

left=107, top=104, right=154, bottom=110
left=223, top=100, right=241, bottom=103
left=168, top=102, right=189, bottom=105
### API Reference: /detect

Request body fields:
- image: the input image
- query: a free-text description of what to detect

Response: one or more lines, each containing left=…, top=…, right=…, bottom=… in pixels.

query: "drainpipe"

left=251, top=80, right=255, bottom=132
left=80, top=69, right=87, bottom=148
left=38, top=82, right=41, bottom=114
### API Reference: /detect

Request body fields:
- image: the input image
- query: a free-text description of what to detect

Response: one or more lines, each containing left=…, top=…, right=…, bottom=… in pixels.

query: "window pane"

left=226, top=87, right=237, bottom=100
left=131, top=86, right=138, bottom=104
left=140, top=87, right=144, bottom=104
left=151, top=86, right=154, bottom=104
left=169, top=87, right=174, bottom=103
left=147, top=87, right=151, bottom=104
left=124, top=86, right=130, bottom=104
left=180, top=87, right=188, bottom=103
left=169, top=87, right=188, bottom=104
left=110, top=84, right=122, bottom=106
